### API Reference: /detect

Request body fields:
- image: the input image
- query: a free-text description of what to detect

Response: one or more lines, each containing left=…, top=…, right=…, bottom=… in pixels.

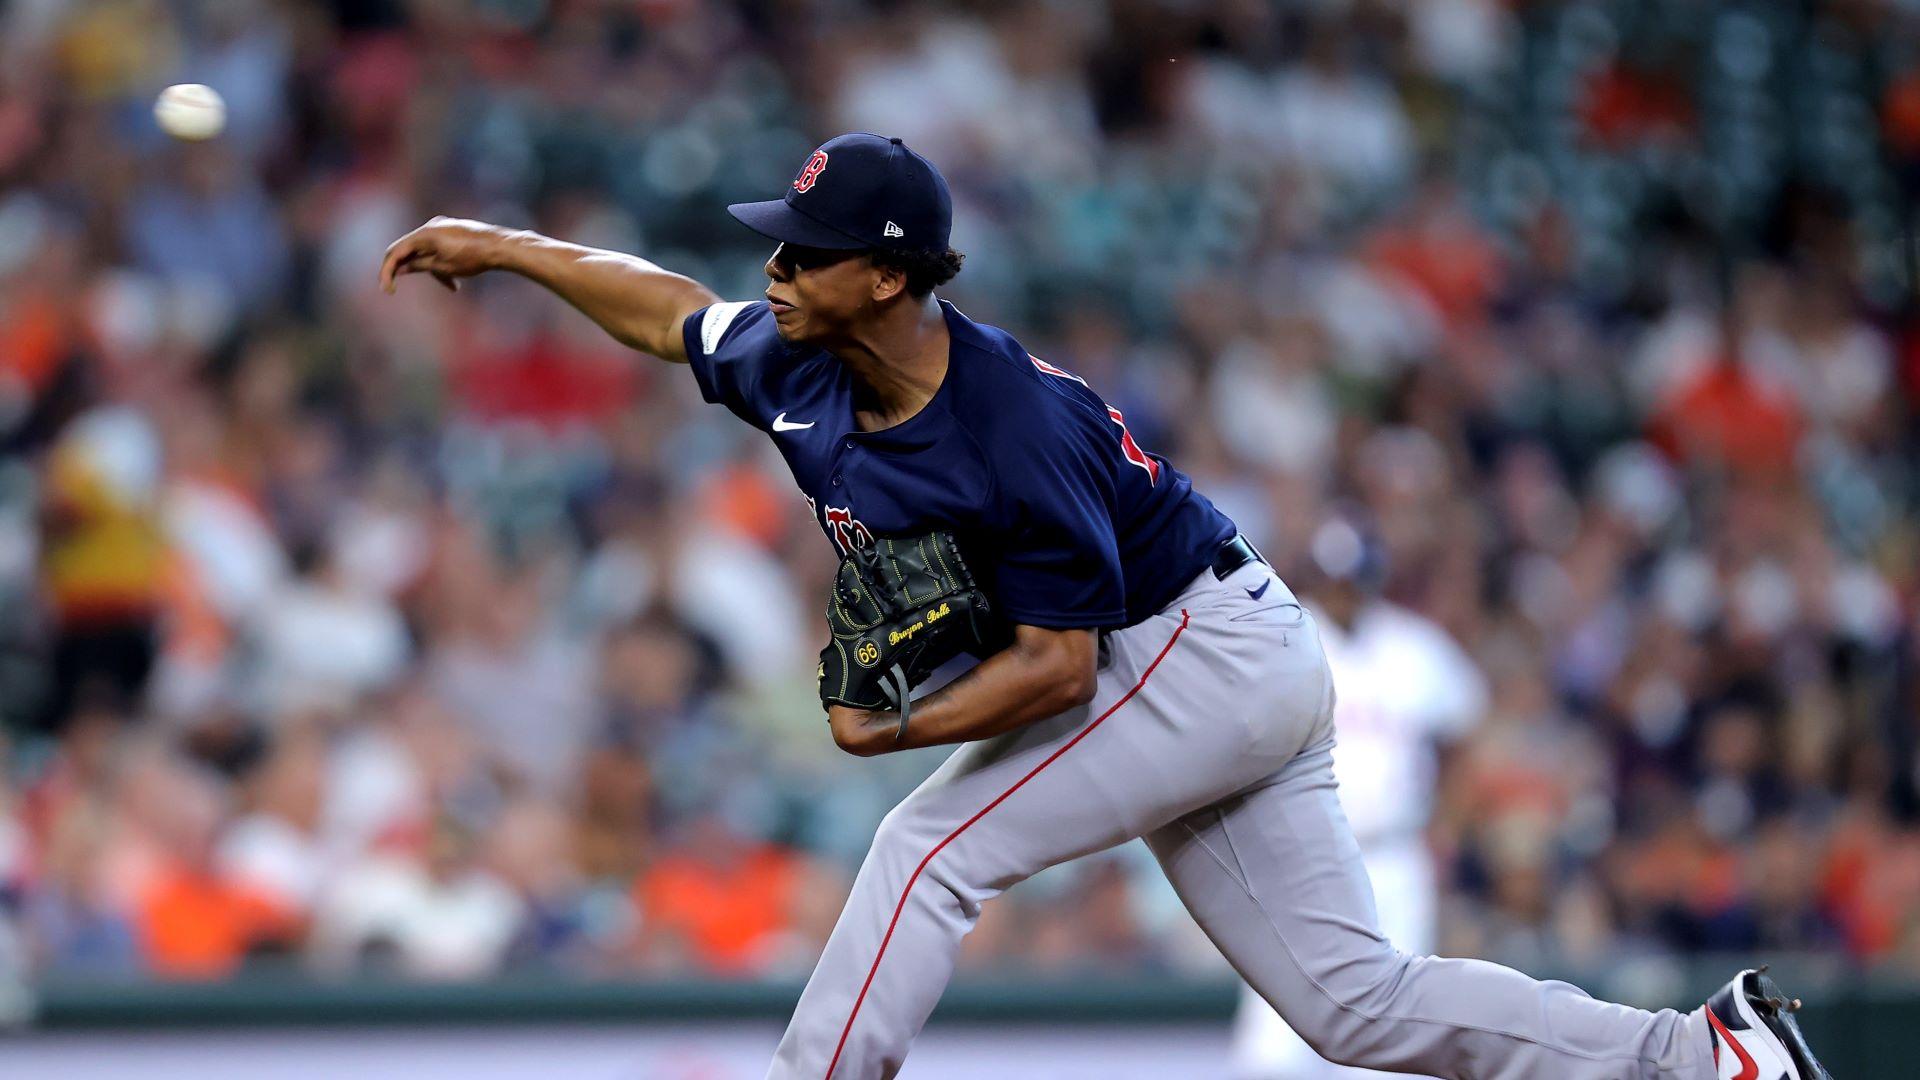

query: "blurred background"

left=0, top=0, right=1916, bottom=1075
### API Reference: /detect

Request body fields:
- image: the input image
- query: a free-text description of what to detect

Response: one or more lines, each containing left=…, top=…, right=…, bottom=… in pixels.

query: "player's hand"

left=379, top=216, right=513, bottom=294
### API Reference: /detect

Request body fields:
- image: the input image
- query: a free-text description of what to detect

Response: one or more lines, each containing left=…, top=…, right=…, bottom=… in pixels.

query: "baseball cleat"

left=1704, top=967, right=1832, bottom=1080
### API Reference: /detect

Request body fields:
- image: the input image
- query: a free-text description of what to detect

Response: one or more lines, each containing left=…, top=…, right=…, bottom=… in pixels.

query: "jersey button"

left=844, top=440, right=855, bottom=449
left=831, top=475, right=842, bottom=486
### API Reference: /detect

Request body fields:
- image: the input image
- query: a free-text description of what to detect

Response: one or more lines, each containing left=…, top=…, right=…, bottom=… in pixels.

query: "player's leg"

left=1231, top=838, right=1442, bottom=1080
left=769, top=578, right=1334, bottom=1080
left=1232, top=980, right=1320, bottom=1079
left=1148, top=740, right=1716, bottom=1080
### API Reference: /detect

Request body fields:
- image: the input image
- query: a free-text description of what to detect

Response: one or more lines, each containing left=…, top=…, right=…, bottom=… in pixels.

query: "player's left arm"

left=827, top=623, right=1096, bottom=756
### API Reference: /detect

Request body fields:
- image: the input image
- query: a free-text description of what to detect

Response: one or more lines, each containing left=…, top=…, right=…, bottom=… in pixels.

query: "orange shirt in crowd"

left=634, top=843, right=802, bottom=975
left=1365, top=217, right=1502, bottom=330
left=0, top=291, right=67, bottom=394
left=1650, top=359, right=1802, bottom=477
left=700, top=462, right=789, bottom=550
left=135, top=863, right=296, bottom=979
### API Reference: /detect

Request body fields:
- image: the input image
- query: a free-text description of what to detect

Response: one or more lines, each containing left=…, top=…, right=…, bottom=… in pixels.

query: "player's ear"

left=869, top=257, right=908, bottom=304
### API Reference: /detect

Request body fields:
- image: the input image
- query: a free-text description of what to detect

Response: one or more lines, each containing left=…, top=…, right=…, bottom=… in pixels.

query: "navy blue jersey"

left=682, top=299, right=1237, bottom=630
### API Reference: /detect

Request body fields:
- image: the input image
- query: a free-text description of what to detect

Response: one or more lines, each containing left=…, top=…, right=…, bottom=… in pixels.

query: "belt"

left=1210, top=534, right=1267, bottom=580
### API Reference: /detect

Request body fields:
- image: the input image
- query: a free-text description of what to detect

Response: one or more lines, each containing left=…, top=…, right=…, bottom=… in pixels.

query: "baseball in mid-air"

left=153, top=83, right=226, bottom=141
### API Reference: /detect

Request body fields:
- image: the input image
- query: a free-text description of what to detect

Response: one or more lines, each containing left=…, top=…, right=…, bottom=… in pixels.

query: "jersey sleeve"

left=680, top=300, right=777, bottom=428
left=986, top=417, right=1127, bottom=629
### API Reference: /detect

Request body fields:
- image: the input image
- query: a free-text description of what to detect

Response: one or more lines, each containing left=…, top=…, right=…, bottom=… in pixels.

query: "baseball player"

left=380, top=133, right=1830, bottom=1080
left=1233, top=515, right=1485, bottom=1080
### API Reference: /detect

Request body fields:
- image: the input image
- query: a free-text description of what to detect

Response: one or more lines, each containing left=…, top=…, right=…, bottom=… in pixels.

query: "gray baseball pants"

left=769, top=566, right=1716, bottom=1080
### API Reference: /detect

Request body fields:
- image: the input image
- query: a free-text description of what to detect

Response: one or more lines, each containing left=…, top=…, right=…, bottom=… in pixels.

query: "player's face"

left=764, top=243, right=878, bottom=344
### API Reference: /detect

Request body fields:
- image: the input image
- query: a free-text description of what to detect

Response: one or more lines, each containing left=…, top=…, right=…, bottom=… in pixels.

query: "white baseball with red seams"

left=767, top=563, right=1722, bottom=1080
left=153, top=83, right=226, bottom=141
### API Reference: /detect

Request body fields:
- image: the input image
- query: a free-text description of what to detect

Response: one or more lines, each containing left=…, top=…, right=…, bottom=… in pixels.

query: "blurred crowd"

left=1, top=0, right=1919, bottom=990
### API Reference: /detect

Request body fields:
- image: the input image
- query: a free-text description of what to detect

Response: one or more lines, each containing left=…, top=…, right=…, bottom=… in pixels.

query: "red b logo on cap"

left=793, top=150, right=829, bottom=193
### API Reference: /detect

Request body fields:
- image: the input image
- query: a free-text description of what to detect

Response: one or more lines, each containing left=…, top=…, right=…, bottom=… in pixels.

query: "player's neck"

left=836, top=299, right=950, bottom=432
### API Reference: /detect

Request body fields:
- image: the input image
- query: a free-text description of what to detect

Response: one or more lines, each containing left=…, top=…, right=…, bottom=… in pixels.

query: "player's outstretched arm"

left=378, top=217, right=720, bottom=363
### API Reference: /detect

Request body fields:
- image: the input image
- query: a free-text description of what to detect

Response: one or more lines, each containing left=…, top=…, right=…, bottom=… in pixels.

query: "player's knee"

left=1278, top=997, right=1383, bottom=1068
left=1301, top=932, right=1405, bottom=1002
left=871, top=796, right=939, bottom=859
left=1290, top=1016, right=1351, bottom=1064
left=867, top=799, right=992, bottom=913
left=1283, top=946, right=1417, bottom=1066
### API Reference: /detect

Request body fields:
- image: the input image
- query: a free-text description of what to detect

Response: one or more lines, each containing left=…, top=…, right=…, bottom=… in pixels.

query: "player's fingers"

left=378, top=238, right=417, bottom=293
left=431, top=270, right=458, bottom=293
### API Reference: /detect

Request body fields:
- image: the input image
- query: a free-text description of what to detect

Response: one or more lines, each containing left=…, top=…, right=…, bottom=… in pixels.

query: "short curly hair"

left=869, top=247, right=965, bottom=299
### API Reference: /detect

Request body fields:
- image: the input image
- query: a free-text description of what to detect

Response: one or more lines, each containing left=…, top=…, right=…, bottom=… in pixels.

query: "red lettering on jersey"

left=1029, top=354, right=1160, bottom=486
left=823, top=504, right=873, bottom=554
left=1108, top=406, right=1160, bottom=485
left=793, top=151, right=830, bottom=193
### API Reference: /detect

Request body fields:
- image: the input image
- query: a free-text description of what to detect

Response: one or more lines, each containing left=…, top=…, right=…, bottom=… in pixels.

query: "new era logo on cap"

left=728, top=133, right=952, bottom=252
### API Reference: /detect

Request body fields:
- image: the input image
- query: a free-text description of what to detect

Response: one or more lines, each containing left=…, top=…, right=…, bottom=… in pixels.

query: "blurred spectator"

left=487, top=795, right=611, bottom=970
left=34, top=408, right=166, bottom=733
left=123, top=144, right=289, bottom=317
left=631, top=815, right=836, bottom=978
left=421, top=543, right=596, bottom=795
left=217, top=722, right=331, bottom=916
left=311, top=816, right=522, bottom=981
left=250, top=537, right=408, bottom=717
left=20, top=709, right=141, bottom=975
left=119, top=746, right=298, bottom=979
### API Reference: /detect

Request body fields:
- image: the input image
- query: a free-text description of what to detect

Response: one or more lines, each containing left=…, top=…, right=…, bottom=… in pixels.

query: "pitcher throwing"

left=381, top=133, right=1830, bottom=1080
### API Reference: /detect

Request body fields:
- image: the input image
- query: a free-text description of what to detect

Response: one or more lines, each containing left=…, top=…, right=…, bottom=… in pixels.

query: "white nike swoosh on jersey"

left=772, top=412, right=815, bottom=432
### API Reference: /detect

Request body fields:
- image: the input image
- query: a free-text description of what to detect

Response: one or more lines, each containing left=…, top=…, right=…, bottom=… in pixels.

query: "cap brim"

left=727, top=199, right=869, bottom=249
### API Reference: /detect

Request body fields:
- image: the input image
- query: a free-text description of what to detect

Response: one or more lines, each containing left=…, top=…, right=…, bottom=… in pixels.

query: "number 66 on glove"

left=818, top=531, right=1008, bottom=743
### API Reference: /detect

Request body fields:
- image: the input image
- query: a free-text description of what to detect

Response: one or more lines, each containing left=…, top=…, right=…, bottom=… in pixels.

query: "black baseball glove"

left=818, top=531, right=1008, bottom=742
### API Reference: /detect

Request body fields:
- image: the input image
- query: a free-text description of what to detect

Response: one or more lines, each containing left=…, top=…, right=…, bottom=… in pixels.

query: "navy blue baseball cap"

left=728, top=133, right=952, bottom=253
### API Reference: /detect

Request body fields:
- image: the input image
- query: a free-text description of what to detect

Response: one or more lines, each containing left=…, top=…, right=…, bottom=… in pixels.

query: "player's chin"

left=770, top=310, right=814, bottom=346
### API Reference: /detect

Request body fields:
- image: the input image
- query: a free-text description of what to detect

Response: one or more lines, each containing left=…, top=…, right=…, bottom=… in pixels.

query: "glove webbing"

left=879, top=664, right=912, bottom=744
